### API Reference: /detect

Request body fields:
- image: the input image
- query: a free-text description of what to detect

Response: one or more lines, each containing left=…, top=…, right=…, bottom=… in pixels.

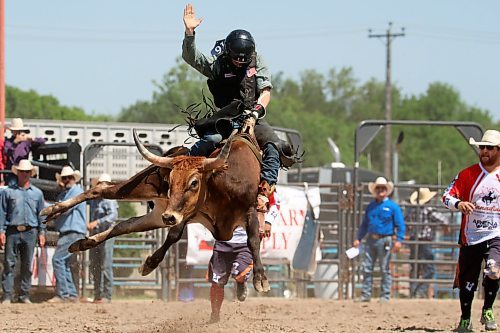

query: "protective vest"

left=207, top=53, right=258, bottom=110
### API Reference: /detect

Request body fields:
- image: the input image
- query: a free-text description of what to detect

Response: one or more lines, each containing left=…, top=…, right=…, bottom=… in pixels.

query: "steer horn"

left=133, top=129, right=174, bottom=168
left=201, top=135, right=233, bottom=171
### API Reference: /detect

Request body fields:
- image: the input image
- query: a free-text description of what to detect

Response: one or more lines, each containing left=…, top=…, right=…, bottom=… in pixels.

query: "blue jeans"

left=189, top=132, right=280, bottom=185
left=361, top=235, right=393, bottom=300
left=52, top=232, right=84, bottom=299
left=90, top=238, right=115, bottom=300
left=2, top=228, right=37, bottom=301
left=410, top=243, right=435, bottom=298
left=260, top=143, right=280, bottom=185
left=189, top=132, right=223, bottom=157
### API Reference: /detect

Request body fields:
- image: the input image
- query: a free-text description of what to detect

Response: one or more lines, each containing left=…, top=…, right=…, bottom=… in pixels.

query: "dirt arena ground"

left=0, top=297, right=497, bottom=332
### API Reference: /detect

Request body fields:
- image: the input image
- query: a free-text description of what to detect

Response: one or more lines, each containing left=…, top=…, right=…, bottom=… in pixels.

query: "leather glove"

left=251, top=103, right=266, bottom=119
left=242, top=109, right=259, bottom=119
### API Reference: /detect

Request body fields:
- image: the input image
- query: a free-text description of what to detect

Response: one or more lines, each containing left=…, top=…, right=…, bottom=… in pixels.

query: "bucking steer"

left=40, top=120, right=271, bottom=293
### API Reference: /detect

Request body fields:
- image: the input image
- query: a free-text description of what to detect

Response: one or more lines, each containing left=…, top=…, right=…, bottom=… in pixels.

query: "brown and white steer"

left=41, top=128, right=270, bottom=293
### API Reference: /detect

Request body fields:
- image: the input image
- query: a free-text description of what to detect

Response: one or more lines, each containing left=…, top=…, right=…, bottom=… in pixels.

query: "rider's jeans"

left=261, top=143, right=280, bottom=185
left=189, top=122, right=280, bottom=186
left=188, top=132, right=223, bottom=157
left=361, top=235, right=393, bottom=300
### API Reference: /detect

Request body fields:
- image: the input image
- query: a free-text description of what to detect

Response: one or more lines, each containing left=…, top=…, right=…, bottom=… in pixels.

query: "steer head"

left=133, top=129, right=231, bottom=226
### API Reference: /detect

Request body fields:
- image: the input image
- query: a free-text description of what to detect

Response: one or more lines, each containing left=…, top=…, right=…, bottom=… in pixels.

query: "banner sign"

left=186, top=185, right=316, bottom=265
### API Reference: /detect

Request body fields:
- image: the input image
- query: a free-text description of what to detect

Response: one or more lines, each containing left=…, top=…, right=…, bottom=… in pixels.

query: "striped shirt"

left=406, top=206, right=449, bottom=240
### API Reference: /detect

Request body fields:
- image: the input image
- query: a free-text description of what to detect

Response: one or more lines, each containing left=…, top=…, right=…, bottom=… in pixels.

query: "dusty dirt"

left=0, top=297, right=496, bottom=332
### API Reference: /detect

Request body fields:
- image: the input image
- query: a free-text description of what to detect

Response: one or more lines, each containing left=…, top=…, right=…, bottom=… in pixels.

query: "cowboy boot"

left=256, top=180, right=274, bottom=236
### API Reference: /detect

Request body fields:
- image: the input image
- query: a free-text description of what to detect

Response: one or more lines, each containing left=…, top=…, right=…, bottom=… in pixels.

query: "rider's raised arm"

left=182, top=33, right=216, bottom=79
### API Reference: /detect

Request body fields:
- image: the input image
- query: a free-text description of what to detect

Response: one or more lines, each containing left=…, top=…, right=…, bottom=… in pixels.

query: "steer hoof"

left=253, top=275, right=271, bottom=293
left=138, top=256, right=157, bottom=276
left=68, top=238, right=98, bottom=253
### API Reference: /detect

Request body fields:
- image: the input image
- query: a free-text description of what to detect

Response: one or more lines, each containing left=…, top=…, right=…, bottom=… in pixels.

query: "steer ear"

left=134, top=129, right=174, bottom=168
left=201, top=136, right=232, bottom=171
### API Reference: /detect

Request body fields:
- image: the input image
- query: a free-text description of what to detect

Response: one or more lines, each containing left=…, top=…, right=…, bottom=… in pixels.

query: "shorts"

left=454, top=236, right=500, bottom=290
left=208, top=242, right=253, bottom=287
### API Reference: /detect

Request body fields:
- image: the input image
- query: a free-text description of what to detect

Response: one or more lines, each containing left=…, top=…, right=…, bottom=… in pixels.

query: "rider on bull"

left=181, top=3, right=296, bottom=231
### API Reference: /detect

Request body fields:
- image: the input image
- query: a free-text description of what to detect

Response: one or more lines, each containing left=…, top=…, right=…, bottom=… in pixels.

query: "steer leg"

left=41, top=182, right=116, bottom=221
left=139, top=220, right=187, bottom=276
left=69, top=200, right=169, bottom=253
left=246, top=207, right=270, bottom=293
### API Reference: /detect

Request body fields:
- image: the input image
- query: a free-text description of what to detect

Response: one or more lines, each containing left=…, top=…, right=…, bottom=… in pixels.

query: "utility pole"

left=369, top=22, right=405, bottom=179
left=0, top=0, right=4, bottom=139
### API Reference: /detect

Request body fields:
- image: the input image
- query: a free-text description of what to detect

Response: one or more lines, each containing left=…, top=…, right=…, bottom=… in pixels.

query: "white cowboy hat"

left=9, top=118, right=29, bottom=131
left=410, top=187, right=437, bottom=205
left=11, top=159, right=37, bottom=177
left=469, top=130, right=500, bottom=147
left=368, top=176, right=394, bottom=196
left=55, top=165, right=82, bottom=183
left=98, top=173, right=112, bottom=182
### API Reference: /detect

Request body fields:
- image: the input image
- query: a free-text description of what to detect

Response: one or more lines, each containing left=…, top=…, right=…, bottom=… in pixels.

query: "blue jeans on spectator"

left=361, top=235, right=393, bottom=301
left=52, top=232, right=84, bottom=299
left=90, top=238, right=115, bottom=300
left=410, top=243, right=435, bottom=298
left=2, top=228, right=37, bottom=301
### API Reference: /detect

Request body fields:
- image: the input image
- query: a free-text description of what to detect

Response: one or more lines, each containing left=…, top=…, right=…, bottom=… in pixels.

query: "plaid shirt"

left=406, top=206, right=449, bottom=240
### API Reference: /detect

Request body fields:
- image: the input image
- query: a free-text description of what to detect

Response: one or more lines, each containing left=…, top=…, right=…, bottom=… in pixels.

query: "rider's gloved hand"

left=243, top=109, right=259, bottom=119
left=243, top=104, right=266, bottom=120
left=251, top=103, right=266, bottom=119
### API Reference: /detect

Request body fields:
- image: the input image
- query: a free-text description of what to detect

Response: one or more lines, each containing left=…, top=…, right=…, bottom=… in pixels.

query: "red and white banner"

left=31, top=246, right=56, bottom=286
left=186, top=185, right=314, bottom=265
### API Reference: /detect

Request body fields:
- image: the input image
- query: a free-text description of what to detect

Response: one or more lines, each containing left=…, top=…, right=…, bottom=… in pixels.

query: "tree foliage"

left=6, top=60, right=498, bottom=186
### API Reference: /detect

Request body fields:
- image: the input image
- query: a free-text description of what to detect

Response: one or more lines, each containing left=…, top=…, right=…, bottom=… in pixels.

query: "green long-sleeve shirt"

left=182, top=34, right=273, bottom=91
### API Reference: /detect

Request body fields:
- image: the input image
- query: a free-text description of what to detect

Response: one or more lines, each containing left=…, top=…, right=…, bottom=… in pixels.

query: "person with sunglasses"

left=352, top=176, right=405, bottom=303
left=181, top=3, right=298, bottom=235
left=442, top=129, right=500, bottom=332
left=46, top=165, right=87, bottom=303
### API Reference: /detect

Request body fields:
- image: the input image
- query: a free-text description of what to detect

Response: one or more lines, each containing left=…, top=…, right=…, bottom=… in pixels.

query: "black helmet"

left=225, top=29, right=255, bottom=64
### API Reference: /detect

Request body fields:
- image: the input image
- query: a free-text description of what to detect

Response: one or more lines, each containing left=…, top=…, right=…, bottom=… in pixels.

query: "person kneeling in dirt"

left=208, top=192, right=279, bottom=323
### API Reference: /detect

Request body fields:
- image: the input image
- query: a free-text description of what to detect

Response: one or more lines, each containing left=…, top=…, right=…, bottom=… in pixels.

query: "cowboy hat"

left=368, top=176, right=394, bottom=196
left=410, top=187, right=437, bottom=205
left=11, top=159, right=37, bottom=177
left=469, top=130, right=500, bottom=147
left=98, top=173, right=112, bottom=183
left=55, top=165, right=81, bottom=183
left=9, top=118, right=29, bottom=131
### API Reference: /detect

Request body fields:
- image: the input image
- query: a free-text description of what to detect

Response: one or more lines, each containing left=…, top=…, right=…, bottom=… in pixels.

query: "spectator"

left=353, top=176, right=405, bottom=302
left=3, top=118, right=46, bottom=186
left=88, top=173, right=118, bottom=304
left=406, top=187, right=450, bottom=299
left=47, top=166, right=86, bottom=303
left=442, top=129, right=500, bottom=332
left=208, top=192, right=279, bottom=323
left=0, top=159, right=46, bottom=304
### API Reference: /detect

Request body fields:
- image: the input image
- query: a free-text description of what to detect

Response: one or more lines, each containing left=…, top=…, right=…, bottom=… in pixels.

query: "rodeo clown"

left=442, top=129, right=500, bottom=332
left=207, top=191, right=280, bottom=323
left=181, top=3, right=297, bottom=231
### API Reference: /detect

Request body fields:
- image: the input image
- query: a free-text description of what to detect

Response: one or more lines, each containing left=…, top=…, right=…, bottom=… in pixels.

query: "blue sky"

left=6, top=1, right=500, bottom=121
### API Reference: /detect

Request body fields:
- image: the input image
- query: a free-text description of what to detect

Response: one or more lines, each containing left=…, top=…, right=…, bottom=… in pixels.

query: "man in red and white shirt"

left=442, top=129, right=500, bottom=332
